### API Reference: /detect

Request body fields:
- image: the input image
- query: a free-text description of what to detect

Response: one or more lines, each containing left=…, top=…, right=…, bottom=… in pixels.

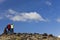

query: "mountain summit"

left=0, top=25, right=60, bottom=40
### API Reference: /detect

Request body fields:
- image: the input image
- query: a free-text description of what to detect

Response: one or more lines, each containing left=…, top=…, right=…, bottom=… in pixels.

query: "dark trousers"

left=8, top=28, right=14, bottom=34
left=11, top=28, right=14, bottom=33
left=8, top=29, right=11, bottom=34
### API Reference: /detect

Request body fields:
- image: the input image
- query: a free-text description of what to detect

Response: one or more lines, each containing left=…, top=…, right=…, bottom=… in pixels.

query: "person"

left=6, top=24, right=14, bottom=34
left=7, top=24, right=11, bottom=34
left=11, top=24, right=14, bottom=34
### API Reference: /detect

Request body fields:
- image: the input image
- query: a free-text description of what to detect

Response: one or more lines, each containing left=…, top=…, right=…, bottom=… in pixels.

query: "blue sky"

left=0, top=0, right=60, bottom=36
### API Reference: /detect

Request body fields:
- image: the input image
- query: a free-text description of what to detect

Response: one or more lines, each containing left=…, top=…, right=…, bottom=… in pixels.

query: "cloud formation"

left=10, top=12, right=45, bottom=22
left=0, top=0, right=6, bottom=3
left=57, top=35, right=60, bottom=38
left=0, top=17, right=3, bottom=19
left=8, top=9, right=17, bottom=14
left=4, top=9, right=46, bottom=22
left=45, top=1, right=52, bottom=6
left=7, top=9, right=45, bottom=21
left=56, top=18, right=60, bottom=22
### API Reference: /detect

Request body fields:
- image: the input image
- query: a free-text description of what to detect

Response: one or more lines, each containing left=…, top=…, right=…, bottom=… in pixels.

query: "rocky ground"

left=0, top=28, right=60, bottom=40
left=0, top=33, right=60, bottom=40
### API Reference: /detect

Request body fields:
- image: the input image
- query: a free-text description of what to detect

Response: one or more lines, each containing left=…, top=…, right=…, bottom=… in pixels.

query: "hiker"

left=6, top=24, right=14, bottom=34
left=11, top=24, right=14, bottom=33
left=7, top=24, right=11, bottom=34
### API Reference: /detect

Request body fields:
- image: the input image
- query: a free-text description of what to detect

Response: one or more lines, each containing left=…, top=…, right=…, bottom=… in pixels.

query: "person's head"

left=8, top=23, right=11, bottom=25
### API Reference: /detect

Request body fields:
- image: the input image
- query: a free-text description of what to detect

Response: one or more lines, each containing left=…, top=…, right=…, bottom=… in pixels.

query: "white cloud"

left=10, top=12, right=45, bottom=22
left=0, top=0, right=6, bottom=3
left=8, top=9, right=17, bottom=14
left=57, top=35, right=60, bottom=38
left=0, top=17, right=3, bottom=19
left=5, top=9, right=47, bottom=22
left=0, top=9, right=47, bottom=22
left=56, top=18, right=60, bottom=22
left=45, top=1, right=52, bottom=6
